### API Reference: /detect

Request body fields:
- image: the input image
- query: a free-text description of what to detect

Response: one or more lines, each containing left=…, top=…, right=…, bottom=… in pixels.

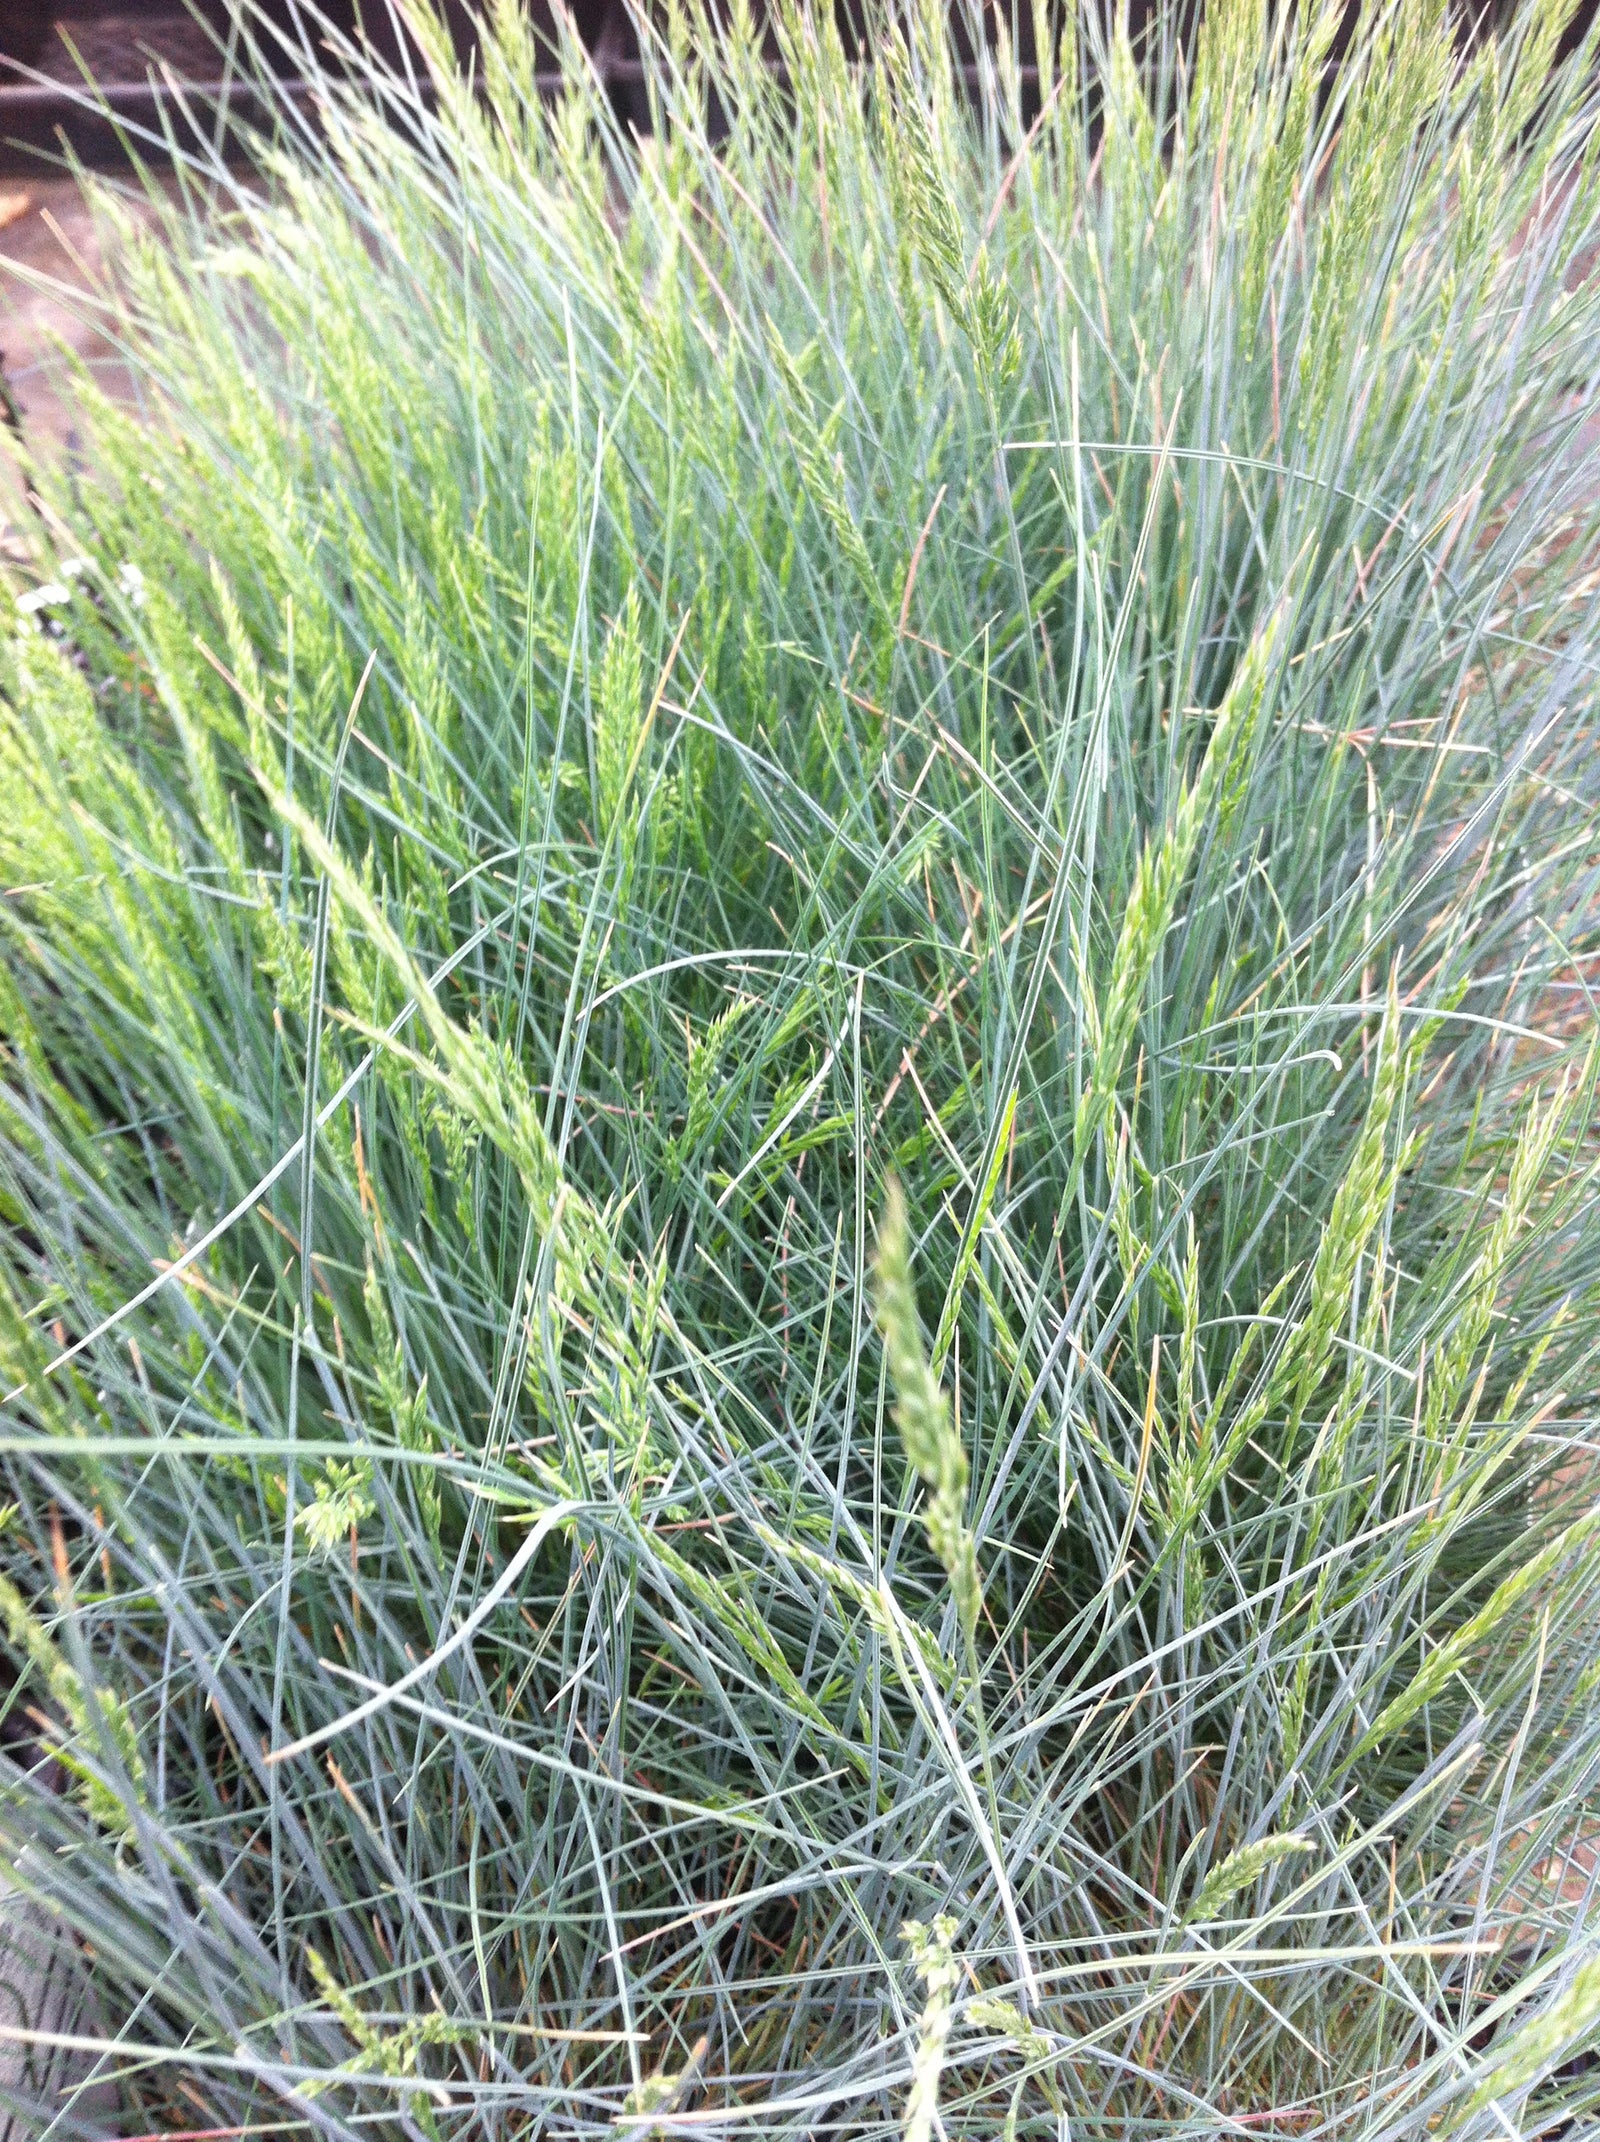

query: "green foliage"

left=1, top=0, right=1599, bottom=2134
left=0, top=1571, right=146, bottom=1839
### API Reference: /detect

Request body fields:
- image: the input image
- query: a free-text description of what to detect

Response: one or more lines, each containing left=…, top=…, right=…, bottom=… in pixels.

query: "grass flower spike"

left=875, top=1179, right=983, bottom=1645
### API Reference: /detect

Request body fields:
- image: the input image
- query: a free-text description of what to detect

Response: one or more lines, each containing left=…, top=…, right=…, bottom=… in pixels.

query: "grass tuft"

left=2, top=0, right=1600, bottom=2133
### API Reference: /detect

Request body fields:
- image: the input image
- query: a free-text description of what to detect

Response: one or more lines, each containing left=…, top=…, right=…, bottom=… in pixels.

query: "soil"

left=0, top=174, right=154, bottom=561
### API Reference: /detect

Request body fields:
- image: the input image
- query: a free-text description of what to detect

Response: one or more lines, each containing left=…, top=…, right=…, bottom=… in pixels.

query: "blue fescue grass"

left=2, top=0, right=1600, bottom=2133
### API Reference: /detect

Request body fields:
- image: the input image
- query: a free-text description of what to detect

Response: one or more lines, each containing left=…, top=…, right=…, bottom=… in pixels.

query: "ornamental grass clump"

left=3, top=0, right=1600, bottom=2131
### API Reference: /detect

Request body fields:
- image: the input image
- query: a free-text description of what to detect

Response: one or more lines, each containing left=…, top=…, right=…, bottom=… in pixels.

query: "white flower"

left=117, top=561, right=147, bottom=608
left=16, top=582, right=71, bottom=616
left=58, top=556, right=91, bottom=579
